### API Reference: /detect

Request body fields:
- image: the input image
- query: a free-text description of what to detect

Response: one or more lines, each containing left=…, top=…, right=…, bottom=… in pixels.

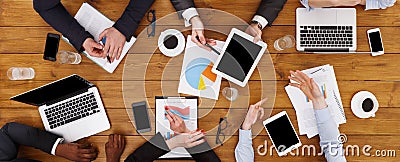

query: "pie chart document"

left=178, top=35, right=224, bottom=100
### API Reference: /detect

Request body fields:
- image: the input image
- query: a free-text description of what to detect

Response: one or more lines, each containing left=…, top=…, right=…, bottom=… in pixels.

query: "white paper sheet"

left=285, top=64, right=346, bottom=138
left=178, top=35, right=224, bottom=100
left=63, top=3, right=135, bottom=73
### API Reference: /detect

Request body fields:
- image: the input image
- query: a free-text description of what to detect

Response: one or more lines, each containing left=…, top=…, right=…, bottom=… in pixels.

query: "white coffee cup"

left=351, top=91, right=379, bottom=118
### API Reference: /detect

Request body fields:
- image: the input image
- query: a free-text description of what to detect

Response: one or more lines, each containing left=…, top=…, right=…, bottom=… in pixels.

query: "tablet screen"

left=265, top=114, right=299, bottom=153
left=216, top=34, right=262, bottom=82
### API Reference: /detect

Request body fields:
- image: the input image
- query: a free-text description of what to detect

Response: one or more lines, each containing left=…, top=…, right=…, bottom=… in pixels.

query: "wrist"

left=241, top=120, right=252, bottom=130
left=189, top=16, right=201, bottom=25
left=55, top=143, right=66, bottom=157
left=166, top=139, right=177, bottom=150
left=312, top=97, right=327, bottom=110
left=250, top=21, right=262, bottom=30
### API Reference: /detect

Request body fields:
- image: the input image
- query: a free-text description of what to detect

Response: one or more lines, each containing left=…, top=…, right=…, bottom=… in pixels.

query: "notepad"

left=62, top=3, right=136, bottom=73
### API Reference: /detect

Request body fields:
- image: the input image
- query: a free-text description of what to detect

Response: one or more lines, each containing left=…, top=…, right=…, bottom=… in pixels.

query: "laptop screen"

left=11, top=75, right=92, bottom=106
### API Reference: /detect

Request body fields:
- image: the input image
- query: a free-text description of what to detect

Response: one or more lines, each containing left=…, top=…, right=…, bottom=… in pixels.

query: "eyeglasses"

left=146, top=10, right=156, bottom=38
left=216, top=117, right=228, bottom=145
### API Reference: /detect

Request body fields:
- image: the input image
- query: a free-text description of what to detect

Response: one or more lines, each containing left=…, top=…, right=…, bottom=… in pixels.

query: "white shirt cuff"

left=252, top=15, right=269, bottom=29
left=182, top=8, right=199, bottom=27
left=238, top=129, right=253, bottom=145
left=51, top=138, right=64, bottom=155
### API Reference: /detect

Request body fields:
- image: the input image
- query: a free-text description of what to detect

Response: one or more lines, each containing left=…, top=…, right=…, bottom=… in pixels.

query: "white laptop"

left=11, top=74, right=110, bottom=143
left=296, top=8, right=357, bottom=52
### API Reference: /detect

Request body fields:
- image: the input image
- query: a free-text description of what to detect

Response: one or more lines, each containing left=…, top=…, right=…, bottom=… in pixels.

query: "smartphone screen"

left=368, top=31, right=383, bottom=52
left=44, top=33, right=60, bottom=61
left=132, top=103, right=151, bottom=132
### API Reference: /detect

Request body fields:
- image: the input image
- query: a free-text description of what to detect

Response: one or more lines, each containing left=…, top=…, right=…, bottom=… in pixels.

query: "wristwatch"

left=250, top=20, right=262, bottom=30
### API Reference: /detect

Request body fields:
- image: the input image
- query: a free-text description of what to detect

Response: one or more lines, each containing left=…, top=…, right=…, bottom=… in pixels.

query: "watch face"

left=251, top=21, right=262, bottom=30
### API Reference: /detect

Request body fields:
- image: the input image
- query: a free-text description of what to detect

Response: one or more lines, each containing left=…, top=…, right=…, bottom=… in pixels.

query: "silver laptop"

left=296, top=8, right=357, bottom=52
left=11, top=74, right=110, bottom=143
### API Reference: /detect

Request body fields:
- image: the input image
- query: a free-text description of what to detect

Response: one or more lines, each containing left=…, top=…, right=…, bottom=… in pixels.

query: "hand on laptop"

left=99, top=27, right=126, bottom=63
left=288, top=70, right=327, bottom=110
left=83, top=38, right=104, bottom=57
left=165, top=108, right=190, bottom=133
left=245, top=23, right=262, bottom=43
left=105, top=134, right=125, bottom=162
left=242, top=98, right=267, bottom=130
left=190, top=16, right=216, bottom=51
left=165, top=129, right=206, bottom=150
left=55, top=143, right=98, bottom=162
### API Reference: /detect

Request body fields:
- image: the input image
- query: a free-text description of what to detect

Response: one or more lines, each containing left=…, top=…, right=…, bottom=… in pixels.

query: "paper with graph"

left=178, top=35, right=224, bottom=100
left=285, top=64, right=346, bottom=138
left=155, top=97, right=198, bottom=158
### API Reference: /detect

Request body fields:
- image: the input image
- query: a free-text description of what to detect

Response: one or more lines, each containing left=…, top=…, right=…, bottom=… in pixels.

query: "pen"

left=196, top=36, right=220, bottom=55
left=100, top=37, right=111, bottom=63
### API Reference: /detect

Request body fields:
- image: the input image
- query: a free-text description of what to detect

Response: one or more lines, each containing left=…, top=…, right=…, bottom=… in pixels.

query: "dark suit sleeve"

left=170, top=0, right=195, bottom=12
left=1, top=122, right=60, bottom=155
left=33, top=0, right=93, bottom=52
left=124, top=133, right=170, bottom=162
left=255, top=0, right=287, bottom=26
left=113, top=0, right=155, bottom=42
left=185, top=141, right=221, bottom=162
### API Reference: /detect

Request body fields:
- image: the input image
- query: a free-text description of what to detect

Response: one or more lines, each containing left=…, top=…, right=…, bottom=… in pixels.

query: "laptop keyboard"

left=44, top=92, right=100, bottom=129
left=299, top=26, right=353, bottom=47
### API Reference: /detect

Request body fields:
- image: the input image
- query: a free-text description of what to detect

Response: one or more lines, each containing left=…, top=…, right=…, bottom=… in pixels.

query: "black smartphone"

left=43, top=33, right=61, bottom=61
left=132, top=101, right=151, bottom=133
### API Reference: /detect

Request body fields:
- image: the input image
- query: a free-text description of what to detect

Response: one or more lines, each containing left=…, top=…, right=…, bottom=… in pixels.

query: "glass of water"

left=274, top=35, right=296, bottom=51
left=58, top=50, right=82, bottom=64
left=222, top=87, right=239, bottom=101
left=7, top=67, right=35, bottom=80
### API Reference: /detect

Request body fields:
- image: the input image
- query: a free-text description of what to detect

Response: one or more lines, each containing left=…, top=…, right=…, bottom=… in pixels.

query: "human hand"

left=165, top=107, right=190, bottom=133
left=245, top=23, right=262, bottom=43
left=105, top=134, right=125, bottom=162
left=55, top=143, right=98, bottom=162
left=82, top=38, right=104, bottom=57
left=99, top=27, right=126, bottom=63
left=288, top=70, right=327, bottom=109
left=165, top=130, right=206, bottom=150
left=337, top=0, right=364, bottom=6
left=242, top=98, right=267, bottom=130
left=190, top=16, right=216, bottom=51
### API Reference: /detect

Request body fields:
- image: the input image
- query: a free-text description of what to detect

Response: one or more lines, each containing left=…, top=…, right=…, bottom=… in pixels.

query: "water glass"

left=222, top=87, right=238, bottom=101
left=58, top=50, right=82, bottom=64
left=274, top=35, right=296, bottom=51
left=7, top=67, right=35, bottom=80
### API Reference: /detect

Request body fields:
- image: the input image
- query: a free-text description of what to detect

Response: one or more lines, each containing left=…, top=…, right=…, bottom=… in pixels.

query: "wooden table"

left=0, top=0, right=399, bottom=161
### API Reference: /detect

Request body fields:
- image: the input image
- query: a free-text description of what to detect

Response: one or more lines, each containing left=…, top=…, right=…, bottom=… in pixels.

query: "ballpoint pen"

left=100, top=37, right=111, bottom=63
left=196, top=36, right=220, bottom=55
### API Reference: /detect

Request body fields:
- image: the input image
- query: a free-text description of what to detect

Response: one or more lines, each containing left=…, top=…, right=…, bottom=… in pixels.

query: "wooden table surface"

left=1, top=0, right=400, bottom=161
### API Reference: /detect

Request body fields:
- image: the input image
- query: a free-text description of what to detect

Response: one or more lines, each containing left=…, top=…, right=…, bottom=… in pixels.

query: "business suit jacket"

left=169, top=0, right=287, bottom=26
left=33, top=0, right=155, bottom=52
left=0, top=122, right=60, bottom=162
left=125, top=133, right=221, bottom=162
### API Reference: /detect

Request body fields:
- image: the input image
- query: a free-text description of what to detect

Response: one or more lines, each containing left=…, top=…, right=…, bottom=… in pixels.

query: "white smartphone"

left=367, top=28, right=384, bottom=56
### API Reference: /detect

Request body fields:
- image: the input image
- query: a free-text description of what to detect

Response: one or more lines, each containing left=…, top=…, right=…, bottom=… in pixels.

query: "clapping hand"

left=288, top=70, right=327, bottom=109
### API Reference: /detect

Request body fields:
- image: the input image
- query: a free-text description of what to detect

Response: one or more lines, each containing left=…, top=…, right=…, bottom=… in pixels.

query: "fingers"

left=188, top=139, right=206, bottom=148
left=165, top=110, right=175, bottom=124
left=197, top=31, right=206, bottom=45
left=289, top=70, right=305, bottom=83
left=254, top=98, right=268, bottom=107
left=99, top=30, right=107, bottom=42
left=289, top=82, right=301, bottom=88
left=206, top=38, right=217, bottom=46
left=187, top=130, right=205, bottom=142
left=116, top=47, right=123, bottom=60
left=259, top=107, right=265, bottom=120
